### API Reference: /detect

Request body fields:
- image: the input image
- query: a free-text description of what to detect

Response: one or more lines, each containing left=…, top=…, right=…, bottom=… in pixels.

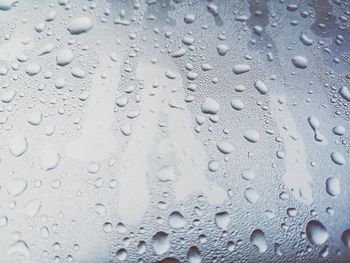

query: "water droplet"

left=103, top=222, right=113, bottom=233
left=6, top=178, right=28, bottom=197
left=300, top=33, right=313, bottom=46
left=231, top=99, right=244, bottom=111
left=339, top=86, right=350, bottom=102
left=165, top=70, right=177, bottom=79
left=227, top=241, right=235, bottom=252
left=116, top=222, right=127, bottom=234
left=9, top=134, right=28, bottom=157
left=1, top=89, right=16, bottom=103
left=330, top=151, right=345, bottom=165
left=332, top=125, right=346, bottom=136
left=241, top=169, right=255, bottom=180
left=94, top=203, right=106, bottom=217
left=87, top=162, right=100, bottom=174
left=187, top=246, right=202, bottom=263
left=137, top=241, right=146, bottom=255
left=287, top=208, right=298, bottom=217
left=71, top=67, right=86, bottom=78
left=215, top=211, right=230, bottom=230
left=38, top=43, right=54, bottom=56
left=0, top=0, right=17, bottom=11
left=24, top=199, right=41, bottom=218
left=325, top=177, right=340, bottom=197
left=0, top=215, right=8, bottom=227
left=208, top=160, right=219, bottom=172
left=67, top=17, right=93, bottom=35
left=243, top=129, right=260, bottom=143
left=27, top=111, right=42, bottom=126
left=254, top=80, right=268, bottom=94
left=341, top=229, right=350, bottom=248
left=307, top=116, right=326, bottom=142
left=217, top=44, right=229, bottom=56
left=306, top=220, right=329, bottom=246
left=292, top=55, right=308, bottom=69
left=157, top=166, right=176, bottom=182
left=39, top=148, right=60, bottom=171
left=216, top=141, right=234, bottom=154
left=184, top=14, right=196, bottom=24
left=8, top=240, right=31, bottom=259
left=244, top=187, right=259, bottom=204
left=25, top=62, right=41, bottom=76
left=250, top=229, right=267, bottom=253
left=234, top=84, right=246, bottom=92
left=232, top=64, right=250, bottom=75
left=56, top=49, right=74, bottom=66
left=172, top=48, right=186, bottom=58
left=168, top=211, right=186, bottom=229
left=116, top=248, right=128, bottom=261
left=152, top=231, right=170, bottom=255
left=120, top=124, right=132, bottom=136
left=201, top=98, right=219, bottom=115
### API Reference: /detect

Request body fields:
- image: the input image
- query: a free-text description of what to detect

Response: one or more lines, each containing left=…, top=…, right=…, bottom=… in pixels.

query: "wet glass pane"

left=0, top=0, right=349, bottom=262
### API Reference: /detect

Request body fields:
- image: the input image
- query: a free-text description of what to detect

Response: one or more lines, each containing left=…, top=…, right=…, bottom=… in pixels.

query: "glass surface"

left=0, top=0, right=349, bottom=262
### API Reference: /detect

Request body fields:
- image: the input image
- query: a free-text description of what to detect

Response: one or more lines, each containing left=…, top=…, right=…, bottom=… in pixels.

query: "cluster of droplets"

left=0, top=0, right=349, bottom=262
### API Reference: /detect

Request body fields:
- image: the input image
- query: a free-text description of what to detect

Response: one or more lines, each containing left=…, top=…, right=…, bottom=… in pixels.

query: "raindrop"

left=341, top=229, right=350, bottom=248
left=243, top=130, right=260, bottom=143
left=250, top=229, right=268, bottom=253
left=25, top=62, right=41, bottom=76
left=9, top=135, right=28, bottom=157
left=325, top=177, right=340, bottom=197
left=201, top=98, right=220, bottom=114
left=56, top=49, right=74, bottom=66
left=67, top=17, right=93, bottom=35
left=232, top=64, right=250, bottom=75
left=292, top=55, right=308, bottom=69
left=152, top=231, right=170, bottom=255
left=306, top=220, right=329, bottom=246
left=214, top=211, right=230, bottom=230
left=187, top=246, right=202, bottom=263
left=116, top=248, right=128, bottom=261
left=254, top=80, right=268, bottom=94
left=330, top=151, right=345, bottom=165
left=216, top=141, right=234, bottom=154
left=244, top=187, right=259, bottom=204
left=168, top=211, right=186, bottom=229
left=6, top=178, right=28, bottom=197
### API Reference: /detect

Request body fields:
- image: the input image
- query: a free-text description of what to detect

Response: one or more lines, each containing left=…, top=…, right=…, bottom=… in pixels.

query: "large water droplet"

left=341, top=229, right=350, bottom=248
left=56, top=48, right=74, bottom=66
left=168, top=211, right=186, bottom=229
left=187, top=246, right=202, bottom=263
left=6, top=178, right=28, bottom=197
left=330, top=151, right=346, bottom=165
left=250, top=229, right=267, bottom=253
left=201, top=98, right=220, bottom=114
left=0, top=0, right=17, bottom=11
left=152, top=231, right=170, bottom=255
left=325, top=177, right=340, bottom=197
left=292, top=55, right=308, bottom=69
left=216, top=141, right=234, bottom=154
left=9, top=135, right=28, bottom=157
left=67, top=17, right=93, bottom=35
left=215, top=211, right=230, bottom=230
left=306, top=220, right=329, bottom=246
